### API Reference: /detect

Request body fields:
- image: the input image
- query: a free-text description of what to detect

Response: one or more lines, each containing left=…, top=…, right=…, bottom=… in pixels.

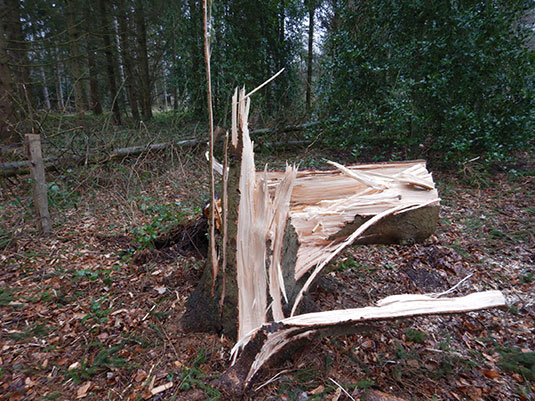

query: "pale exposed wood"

left=291, top=203, right=426, bottom=316
left=265, top=160, right=440, bottom=283
left=219, top=132, right=229, bottom=312
left=236, top=89, right=269, bottom=341
left=232, top=290, right=506, bottom=385
left=234, top=88, right=299, bottom=341
left=25, top=134, right=51, bottom=234
left=150, top=382, right=174, bottom=395
left=203, top=0, right=219, bottom=295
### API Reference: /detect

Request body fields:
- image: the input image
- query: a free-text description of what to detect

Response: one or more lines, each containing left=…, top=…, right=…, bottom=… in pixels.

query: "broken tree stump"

left=178, top=84, right=505, bottom=398
left=182, top=158, right=441, bottom=338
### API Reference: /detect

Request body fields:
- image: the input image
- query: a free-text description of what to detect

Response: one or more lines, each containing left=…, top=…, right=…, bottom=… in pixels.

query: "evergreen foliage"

left=319, top=0, right=535, bottom=163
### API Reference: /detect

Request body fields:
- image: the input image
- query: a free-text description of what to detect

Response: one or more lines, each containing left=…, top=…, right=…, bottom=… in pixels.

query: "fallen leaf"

left=406, top=359, right=419, bottom=369
left=365, top=389, right=410, bottom=401
left=68, top=361, right=81, bottom=371
left=511, top=373, right=524, bottom=383
left=97, top=332, right=109, bottom=340
left=483, top=370, right=500, bottom=379
left=331, top=387, right=342, bottom=401
left=76, top=381, right=91, bottom=399
left=134, top=369, right=147, bottom=383
left=154, top=286, right=166, bottom=294
left=310, top=384, right=324, bottom=395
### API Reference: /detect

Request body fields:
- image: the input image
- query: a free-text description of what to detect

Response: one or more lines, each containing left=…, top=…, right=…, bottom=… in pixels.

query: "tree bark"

left=39, top=65, right=51, bottom=111
left=0, top=3, right=17, bottom=144
left=98, top=0, right=122, bottom=124
left=182, top=133, right=241, bottom=338
left=65, top=0, right=85, bottom=116
left=117, top=0, right=140, bottom=122
left=54, top=47, right=65, bottom=111
left=306, top=0, right=315, bottom=113
left=134, top=0, right=152, bottom=120
left=85, top=2, right=103, bottom=115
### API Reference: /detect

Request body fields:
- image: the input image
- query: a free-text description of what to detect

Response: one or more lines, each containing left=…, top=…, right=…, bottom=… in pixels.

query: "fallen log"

left=0, top=137, right=312, bottom=178
left=249, top=121, right=319, bottom=136
left=0, top=139, right=201, bottom=178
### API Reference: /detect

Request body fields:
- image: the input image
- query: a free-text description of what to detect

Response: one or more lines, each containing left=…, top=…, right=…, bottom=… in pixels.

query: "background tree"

left=0, top=0, right=17, bottom=143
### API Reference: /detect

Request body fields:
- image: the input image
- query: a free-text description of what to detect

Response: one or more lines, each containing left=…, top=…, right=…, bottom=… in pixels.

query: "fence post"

left=24, top=134, right=51, bottom=234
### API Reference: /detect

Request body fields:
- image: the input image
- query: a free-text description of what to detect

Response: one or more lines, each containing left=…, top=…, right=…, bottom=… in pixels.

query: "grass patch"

left=0, top=287, right=15, bottom=306
left=405, top=328, right=428, bottom=344
left=9, top=322, right=49, bottom=340
left=498, top=348, right=535, bottom=381
left=65, top=343, right=132, bottom=384
left=177, top=349, right=220, bottom=399
left=42, top=392, right=62, bottom=400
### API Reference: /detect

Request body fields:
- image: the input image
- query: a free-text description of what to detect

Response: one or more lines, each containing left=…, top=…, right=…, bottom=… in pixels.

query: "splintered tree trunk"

left=182, top=85, right=442, bottom=341
left=182, top=105, right=241, bottom=338
left=179, top=88, right=505, bottom=399
left=182, top=161, right=441, bottom=339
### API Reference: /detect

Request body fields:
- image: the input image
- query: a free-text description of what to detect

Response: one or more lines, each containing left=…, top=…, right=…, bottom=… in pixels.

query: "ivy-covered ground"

left=1, top=147, right=534, bottom=400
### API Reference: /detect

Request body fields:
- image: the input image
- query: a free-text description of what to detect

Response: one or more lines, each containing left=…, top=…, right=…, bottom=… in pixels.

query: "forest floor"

left=0, top=145, right=534, bottom=401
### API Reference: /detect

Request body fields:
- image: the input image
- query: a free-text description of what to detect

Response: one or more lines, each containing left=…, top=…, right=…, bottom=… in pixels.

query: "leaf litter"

left=0, top=152, right=534, bottom=400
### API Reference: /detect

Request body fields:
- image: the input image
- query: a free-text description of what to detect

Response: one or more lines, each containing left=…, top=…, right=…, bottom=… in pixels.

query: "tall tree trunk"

left=54, top=47, right=65, bottom=111
left=117, top=0, right=140, bottom=122
left=113, top=16, right=129, bottom=110
left=5, top=0, right=32, bottom=114
left=173, top=85, right=178, bottom=110
left=134, top=0, right=152, bottom=120
left=306, top=0, right=315, bottom=114
left=98, top=0, right=122, bottom=124
left=0, top=5, right=17, bottom=144
left=86, top=49, right=102, bottom=114
left=188, top=0, right=203, bottom=116
left=65, top=0, right=85, bottom=116
left=84, top=2, right=103, bottom=115
left=39, top=65, right=51, bottom=111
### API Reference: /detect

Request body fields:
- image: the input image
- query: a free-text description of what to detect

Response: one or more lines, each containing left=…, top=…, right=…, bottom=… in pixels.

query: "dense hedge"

left=319, top=0, right=535, bottom=164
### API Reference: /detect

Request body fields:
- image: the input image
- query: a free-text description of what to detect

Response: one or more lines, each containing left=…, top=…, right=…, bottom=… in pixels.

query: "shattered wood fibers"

left=229, top=90, right=506, bottom=389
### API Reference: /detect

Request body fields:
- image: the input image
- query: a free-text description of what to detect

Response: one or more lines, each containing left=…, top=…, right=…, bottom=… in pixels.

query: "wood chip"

left=150, top=381, right=173, bottom=395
